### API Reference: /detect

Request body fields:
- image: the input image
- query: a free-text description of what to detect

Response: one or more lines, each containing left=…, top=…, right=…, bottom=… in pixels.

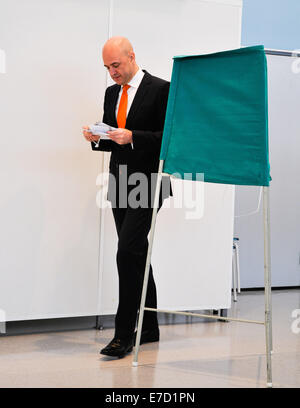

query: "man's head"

left=102, top=37, right=139, bottom=86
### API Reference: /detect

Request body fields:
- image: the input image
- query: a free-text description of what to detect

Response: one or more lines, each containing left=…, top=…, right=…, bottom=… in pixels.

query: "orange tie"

left=117, top=84, right=130, bottom=128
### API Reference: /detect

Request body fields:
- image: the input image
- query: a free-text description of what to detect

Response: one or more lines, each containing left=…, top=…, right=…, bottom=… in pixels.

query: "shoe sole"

left=100, top=346, right=133, bottom=358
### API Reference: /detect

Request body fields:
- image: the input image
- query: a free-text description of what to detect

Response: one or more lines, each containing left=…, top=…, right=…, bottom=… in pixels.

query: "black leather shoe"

left=133, top=328, right=160, bottom=345
left=100, top=337, right=133, bottom=358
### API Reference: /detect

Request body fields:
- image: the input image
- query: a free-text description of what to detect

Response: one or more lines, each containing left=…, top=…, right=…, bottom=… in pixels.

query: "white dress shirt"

left=115, top=67, right=145, bottom=118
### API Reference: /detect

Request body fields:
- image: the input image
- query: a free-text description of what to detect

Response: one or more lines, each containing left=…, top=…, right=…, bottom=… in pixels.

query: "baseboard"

left=240, top=285, right=300, bottom=292
left=1, top=316, right=98, bottom=337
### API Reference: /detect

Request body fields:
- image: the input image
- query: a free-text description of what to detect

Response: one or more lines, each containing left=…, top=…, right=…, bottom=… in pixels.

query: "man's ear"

left=130, top=51, right=135, bottom=62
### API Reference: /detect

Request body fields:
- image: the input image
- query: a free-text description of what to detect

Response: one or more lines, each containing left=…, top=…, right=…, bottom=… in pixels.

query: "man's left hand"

left=108, top=128, right=133, bottom=145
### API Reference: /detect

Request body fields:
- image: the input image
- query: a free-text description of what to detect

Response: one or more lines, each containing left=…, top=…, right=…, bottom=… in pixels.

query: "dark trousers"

left=112, top=204, right=162, bottom=339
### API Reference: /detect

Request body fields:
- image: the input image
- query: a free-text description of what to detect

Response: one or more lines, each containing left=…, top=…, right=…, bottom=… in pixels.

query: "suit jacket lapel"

left=107, top=85, right=120, bottom=128
left=125, top=71, right=152, bottom=129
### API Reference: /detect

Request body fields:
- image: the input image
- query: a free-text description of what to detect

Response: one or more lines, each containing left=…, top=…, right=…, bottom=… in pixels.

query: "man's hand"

left=108, top=128, right=133, bottom=145
left=82, top=126, right=100, bottom=142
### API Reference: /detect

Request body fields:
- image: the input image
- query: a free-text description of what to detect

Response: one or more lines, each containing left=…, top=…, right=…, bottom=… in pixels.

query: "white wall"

left=234, top=53, right=300, bottom=288
left=0, top=0, right=109, bottom=320
left=0, top=0, right=243, bottom=321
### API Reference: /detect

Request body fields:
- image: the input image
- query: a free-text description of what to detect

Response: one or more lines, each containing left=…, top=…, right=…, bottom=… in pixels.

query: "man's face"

left=103, top=47, right=135, bottom=86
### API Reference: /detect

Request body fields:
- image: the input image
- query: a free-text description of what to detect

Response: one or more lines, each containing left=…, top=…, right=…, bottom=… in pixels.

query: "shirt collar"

left=125, top=68, right=144, bottom=89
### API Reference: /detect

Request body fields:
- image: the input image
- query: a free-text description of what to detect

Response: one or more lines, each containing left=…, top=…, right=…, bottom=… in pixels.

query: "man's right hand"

left=82, top=126, right=100, bottom=142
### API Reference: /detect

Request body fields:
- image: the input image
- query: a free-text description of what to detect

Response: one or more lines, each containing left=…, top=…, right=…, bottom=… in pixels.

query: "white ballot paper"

left=88, top=122, right=116, bottom=141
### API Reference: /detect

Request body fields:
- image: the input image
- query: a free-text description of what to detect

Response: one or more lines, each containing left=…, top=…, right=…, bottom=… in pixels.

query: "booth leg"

left=263, top=186, right=273, bottom=387
left=132, top=160, right=164, bottom=367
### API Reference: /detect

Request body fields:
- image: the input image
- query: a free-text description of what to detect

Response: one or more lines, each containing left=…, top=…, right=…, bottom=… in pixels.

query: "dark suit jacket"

left=91, top=70, right=171, bottom=207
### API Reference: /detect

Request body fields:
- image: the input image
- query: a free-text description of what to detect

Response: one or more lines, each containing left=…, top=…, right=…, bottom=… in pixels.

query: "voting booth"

left=133, top=45, right=273, bottom=387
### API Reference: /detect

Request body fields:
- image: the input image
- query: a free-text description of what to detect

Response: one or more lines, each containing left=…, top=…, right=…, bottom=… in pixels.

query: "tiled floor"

left=0, top=289, right=299, bottom=388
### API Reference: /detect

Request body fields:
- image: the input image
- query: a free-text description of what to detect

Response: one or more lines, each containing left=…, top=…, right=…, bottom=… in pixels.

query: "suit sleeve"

left=91, top=89, right=117, bottom=152
left=131, top=81, right=170, bottom=153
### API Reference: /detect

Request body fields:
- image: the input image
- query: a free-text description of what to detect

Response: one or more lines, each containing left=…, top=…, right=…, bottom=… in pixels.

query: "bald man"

left=83, top=37, right=171, bottom=358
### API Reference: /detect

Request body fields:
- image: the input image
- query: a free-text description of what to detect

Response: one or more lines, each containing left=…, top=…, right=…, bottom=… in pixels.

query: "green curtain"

left=160, top=45, right=271, bottom=186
